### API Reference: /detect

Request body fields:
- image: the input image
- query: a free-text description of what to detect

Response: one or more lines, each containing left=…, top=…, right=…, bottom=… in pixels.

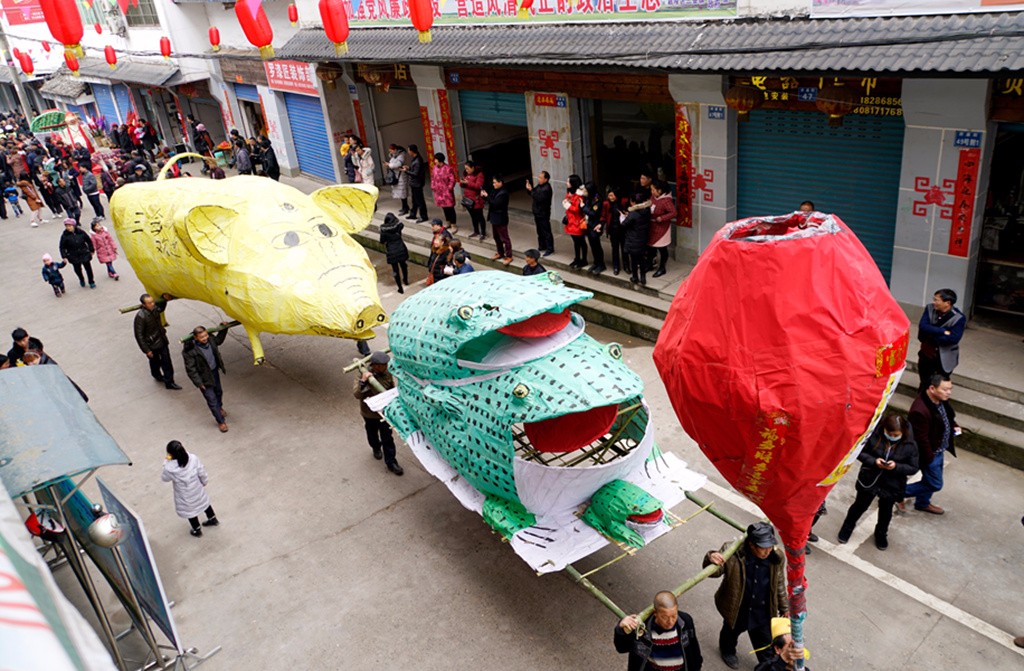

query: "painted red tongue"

left=629, top=509, right=664, bottom=524
left=498, top=309, right=571, bottom=338
left=524, top=404, right=619, bottom=453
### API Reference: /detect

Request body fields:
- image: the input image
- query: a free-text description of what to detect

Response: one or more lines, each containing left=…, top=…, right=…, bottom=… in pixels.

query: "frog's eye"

left=457, top=306, right=474, bottom=321
left=546, top=271, right=563, bottom=285
left=607, top=343, right=622, bottom=360
left=512, top=383, right=530, bottom=399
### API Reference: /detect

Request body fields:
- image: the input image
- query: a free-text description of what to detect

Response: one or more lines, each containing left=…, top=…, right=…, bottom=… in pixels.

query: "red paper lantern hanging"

left=65, top=52, right=80, bottom=77
left=234, top=0, right=275, bottom=60
left=288, top=2, right=298, bottom=26
left=19, top=53, right=34, bottom=76
left=104, top=45, right=117, bottom=70
left=815, top=85, right=859, bottom=128
left=39, top=0, right=85, bottom=57
left=408, top=0, right=433, bottom=43
left=94, top=22, right=102, bottom=34
left=159, top=36, right=172, bottom=59
left=724, top=84, right=764, bottom=122
left=208, top=26, right=221, bottom=52
left=41, top=42, right=51, bottom=53
left=319, top=0, right=350, bottom=55
left=517, top=0, right=533, bottom=18
left=11, top=47, right=20, bottom=61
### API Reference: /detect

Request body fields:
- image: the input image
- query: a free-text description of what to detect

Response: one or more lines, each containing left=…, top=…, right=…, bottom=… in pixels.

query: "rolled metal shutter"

left=737, top=109, right=905, bottom=281
left=283, top=92, right=335, bottom=181
left=458, top=90, right=528, bottom=126
left=234, top=84, right=260, bottom=103
left=114, top=84, right=134, bottom=120
left=66, top=104, right=85, bottom=119
left=92, top=84, right=119, bottom=124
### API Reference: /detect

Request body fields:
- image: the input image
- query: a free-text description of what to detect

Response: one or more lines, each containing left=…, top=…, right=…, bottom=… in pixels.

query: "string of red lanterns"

left=408, top=0, right=433, bottom=43
left=159, top=36, right=172, bottom=59
left=288, top=3, right=299, bottom=27
left=39, top=0, right=84, bottom=57
left=18, top=52, right=34, bottom=76
left=208, top=26, right=221, bottom=52
left=104, top=44, right=117, bottom=69
left=65, top=52, right=80, bottom=77
left=235, top=0, right=275, bottom=60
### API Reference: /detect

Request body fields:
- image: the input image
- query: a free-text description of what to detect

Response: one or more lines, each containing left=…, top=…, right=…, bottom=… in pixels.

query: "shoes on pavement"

left=89, top=282, right=96, bottom=289
left=79, top=280, right=85, bottom=287
left=502, top=257, right=514, bottom=266
left=218, top=423, right=229, bottom=433
left=721, top=652, right=740, bottom=669
left=30, top=222, right=38, bottom=227
left=202, top=517, right=220, bottom=527
left=190, top=527, right=202, bottom=537
left=372, top=447, right=383, bottom=460
left=387, top=462, right=404, bottom=476
left=397, top=209, right=409, bottom=215
left=542, top=250, right=554, bottom=257
left=221, top=408, right=228, bottom=418
left=805, top=544, right=812, bottom=555
left=490, top=253, right=502, bottom=260
left=416, top=218, right=428, bottom=224
left=808, top=532, right=819, bottom=543
left=875, top=536, right=888, bottom=551
left=895, top=500, right=907, bottom=514
left=652, top=268, right=667, bottom=278
left=1013, top=636, right=1024, bottom=648
left=837, top=529, right=851, bottom=544
left=915, top=503, right=945, bottom=515
left=165, top=382, right=183, bottom=390
left=613, top=267, right=620, bottom=275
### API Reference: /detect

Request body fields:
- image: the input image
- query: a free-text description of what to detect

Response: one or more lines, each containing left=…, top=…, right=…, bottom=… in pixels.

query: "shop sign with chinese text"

left=350, top=0, right=735, bottom=25
left=730, top=75, right=903, bottom=117
left=264, top=60, right=318, bottom=96
left=1, top=0, right=43, bottom=25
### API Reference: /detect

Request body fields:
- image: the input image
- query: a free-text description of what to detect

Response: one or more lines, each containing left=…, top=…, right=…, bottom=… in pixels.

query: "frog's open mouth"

left=513, top=395, right=648, bottom=467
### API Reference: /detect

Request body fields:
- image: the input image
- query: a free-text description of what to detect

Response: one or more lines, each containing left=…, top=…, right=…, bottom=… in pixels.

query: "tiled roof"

left=278, top=12, right=1024, bottom=74
left=39, top=74, right=88, bottom=99
left=77, top=57, right=178, bottom=86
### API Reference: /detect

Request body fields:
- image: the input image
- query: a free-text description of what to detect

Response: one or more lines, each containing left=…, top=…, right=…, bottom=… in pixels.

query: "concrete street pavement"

left=1, top=196, right=1022, bottom=671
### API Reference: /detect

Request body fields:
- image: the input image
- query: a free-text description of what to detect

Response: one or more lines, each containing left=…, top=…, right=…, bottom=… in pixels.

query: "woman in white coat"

left=161, top=440, right=218, bottom=537
left=386, top=144, right=410, bottom=214
left=356, top=145, right=376, bottom=186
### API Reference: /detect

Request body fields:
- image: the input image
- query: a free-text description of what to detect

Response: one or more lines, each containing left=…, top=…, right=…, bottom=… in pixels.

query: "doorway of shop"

left=459, top=90, right=531, bottom=191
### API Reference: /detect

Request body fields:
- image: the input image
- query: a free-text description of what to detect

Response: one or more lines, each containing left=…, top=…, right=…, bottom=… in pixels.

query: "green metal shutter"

left=458, top=90, right=528, bottom=127
left=737, top=110, right=905, bottom=281
left=283, top=92, right=335, bottom=181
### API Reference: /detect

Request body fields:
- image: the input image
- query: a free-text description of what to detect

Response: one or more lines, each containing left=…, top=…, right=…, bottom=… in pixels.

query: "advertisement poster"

left=1, top=0, right=44, bottom=25
left=525, top=91, right=573, bottom=188
left=264, top=60, right=318, bottom=96
left=811, top=0, right=1024, bottom=17
left=351, top=0, right=736, bottom=25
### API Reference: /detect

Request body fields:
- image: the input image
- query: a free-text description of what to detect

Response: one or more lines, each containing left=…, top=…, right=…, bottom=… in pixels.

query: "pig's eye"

left=315, top=223, right=335, bottom=238
left=273, top=230, right=308, bottom=249
left=283, top=232, right=300, bottom=247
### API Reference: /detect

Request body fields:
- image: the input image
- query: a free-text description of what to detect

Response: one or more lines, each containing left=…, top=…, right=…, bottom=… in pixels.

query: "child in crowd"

left=90, top=219, right=120, bottom=280
left=4, top=184, right=21, bottom=216
left=41, top=253, right=67, bottom=297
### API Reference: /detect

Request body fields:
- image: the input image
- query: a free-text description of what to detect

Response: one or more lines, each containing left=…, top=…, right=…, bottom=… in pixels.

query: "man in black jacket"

left=903, top=374, right=958, bottom=515
left=134, top=293, right=181, bottom=390
left=404, top=144, right=428, bottom=223
left=58, top=219, right=94, bottom=287
left=483, top=174, right=512, bottom=265
left=183, top=325, right=229, bottom=432
left=525, top=170, right=554, bottom=256
left=614, top=591, right=703, bottom=671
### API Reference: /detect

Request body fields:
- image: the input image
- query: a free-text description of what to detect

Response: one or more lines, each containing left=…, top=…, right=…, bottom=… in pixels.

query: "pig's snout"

left=310, top=301, right=386, bottom=339
left=354, top=304, right=387, bottom=333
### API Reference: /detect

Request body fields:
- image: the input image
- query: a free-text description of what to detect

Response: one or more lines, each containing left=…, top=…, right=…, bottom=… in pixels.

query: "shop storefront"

left=355, top=63, right=427, bottom=173
left=220, top=57, right=269, bottom=138
left=268, top=60, right=335, bottom=181
left=733, top=76, right=905, bottom=280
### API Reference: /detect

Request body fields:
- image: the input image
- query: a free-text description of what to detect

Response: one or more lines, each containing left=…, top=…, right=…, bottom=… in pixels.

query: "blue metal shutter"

left=458, top=90, right=528, bottom=126
left=114, top=84, right=134, bottom=120
left=283, top=92, right=334, bottom=181
left=234, top=84, right=260, bottom=103
left=737, top=109, right=905, bottom=281
left=66, top=104, right=85, bottom=119
left=92, top=84, right=119, bottom=124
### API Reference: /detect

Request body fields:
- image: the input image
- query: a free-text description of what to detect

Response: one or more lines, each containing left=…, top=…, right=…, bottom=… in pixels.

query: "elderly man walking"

left=134, top=293, right=181, bottom=390
left=614, top=591, right=703, bottom=671
left=183, top=325, right=230, bottom=433
left=354, top=351, right=403, bottom=476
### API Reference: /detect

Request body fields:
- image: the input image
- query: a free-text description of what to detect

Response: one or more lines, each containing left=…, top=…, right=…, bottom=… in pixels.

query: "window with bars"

left=125, top=0, right=161, bottom=27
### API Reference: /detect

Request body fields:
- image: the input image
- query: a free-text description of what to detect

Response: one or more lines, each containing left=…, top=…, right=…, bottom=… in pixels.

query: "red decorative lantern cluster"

left=160, top=36, right=172, bottom=59
left=319, top=0, right=350, bottom=55
left=104, top=45, right=117, bottom=69
left=409, top=0, right=433, bottom=43
left=235, top=0, right=275, bottom=60
left=18, top=52, right=34, bottom=76
left=208, top=26, right=221, bottom=52
left=39, top=0, right=84, bottom=57
left=288, top=2, right=298, bottom=26
left=65, top=52, right=80, bottom=77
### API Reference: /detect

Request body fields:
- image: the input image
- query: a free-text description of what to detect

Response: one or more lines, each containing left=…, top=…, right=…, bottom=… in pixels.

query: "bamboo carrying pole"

left=180, top=321, right=241, bottom=343
left=563, top=564, right=628, bottom=621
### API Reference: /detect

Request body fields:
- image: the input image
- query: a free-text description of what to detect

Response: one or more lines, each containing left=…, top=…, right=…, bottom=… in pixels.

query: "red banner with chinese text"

left=437, top=89, right=457, bottom=166
left=674, top=103, right=693, bottom=228
left=352, top=100, right=367, bottom=145
left=419, top=106, right=435, bottom=167
left=948, top=147, right=980, bottom=257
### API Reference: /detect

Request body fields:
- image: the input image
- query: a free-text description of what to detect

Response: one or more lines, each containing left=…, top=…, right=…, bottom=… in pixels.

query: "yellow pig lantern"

left=110, top=156, right=386, bottom=364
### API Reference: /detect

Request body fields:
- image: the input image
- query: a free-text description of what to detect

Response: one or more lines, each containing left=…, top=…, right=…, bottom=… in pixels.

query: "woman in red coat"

left=647, top=180, right=677, bottom=278
left=459, top=160, right=486, bottom=240
left=563, top=174, right=587, bottom=269
left=431, top=153, right=457, bottom=231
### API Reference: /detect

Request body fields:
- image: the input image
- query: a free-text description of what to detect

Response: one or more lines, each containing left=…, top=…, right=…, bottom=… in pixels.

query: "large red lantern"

left=724, top=84, right=764, bottom=122
left=104, top=45, right=117, bottom=69
left=518, top=0, right=533, bottom=17
left=39, top=0, right=85, bottom=57
left=288, top=2, right=298, bottom=26
left=408, top=0, right=433, bottom=43
left=319, top=0, right=350, bottom=55
left=234, top=0, right=275, bottom=60
left=65, top=52, right=80, bottom=77
left=19, top=52, right=34, bottom=76
left=41, top=42, right=51, bottom=53
left=208, top=26, right=221, bottom=52
left=159, top=36, right=172, bottom=59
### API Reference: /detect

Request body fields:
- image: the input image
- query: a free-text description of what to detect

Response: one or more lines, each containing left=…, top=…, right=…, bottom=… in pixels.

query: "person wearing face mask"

left=837, top=413, right=919, bottom=551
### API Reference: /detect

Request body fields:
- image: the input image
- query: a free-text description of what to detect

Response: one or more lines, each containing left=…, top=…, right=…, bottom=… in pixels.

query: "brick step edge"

left=896, top=381, right=1024, bottom=434
left=889, top=392, right=1024, bottom=472
left=905, top=360, right=1023, bottom=405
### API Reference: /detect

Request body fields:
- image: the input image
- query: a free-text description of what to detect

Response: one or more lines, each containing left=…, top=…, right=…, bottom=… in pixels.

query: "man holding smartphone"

left=903, top=374, right=959, bottom=515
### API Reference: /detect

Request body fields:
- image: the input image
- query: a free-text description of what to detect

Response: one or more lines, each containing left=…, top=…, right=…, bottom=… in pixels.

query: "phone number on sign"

left=854, top=106, right=903, bottom=116
left=859, top=96, right=902, bottom=107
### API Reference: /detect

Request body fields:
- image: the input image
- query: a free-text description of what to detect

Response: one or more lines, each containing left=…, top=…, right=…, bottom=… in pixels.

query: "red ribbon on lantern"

left=65, top=52, right=79, bottom=77
left=160, top=36, right=171, bottom=59
left=288, top=2, right=298, bottom=26
left=19, top=53, right=34, bottom=76
left=235, top=0, right=275, bottom=60
left=408, top=0, right=433, bottom=43
left=39, top=0, right=84, bottom=57
left=104, top=45, right=117, bottom=70
left=208, top=26, right=221, bottom=53
left=319, top=0, right=350, bottom=55
left=42, top=42, right=51, bottom=53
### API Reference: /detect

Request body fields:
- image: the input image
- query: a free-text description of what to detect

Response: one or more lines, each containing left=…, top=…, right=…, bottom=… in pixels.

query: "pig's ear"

left=310, top=184, right=378, bottom=234
left=176, top=205, right=238, bottom=267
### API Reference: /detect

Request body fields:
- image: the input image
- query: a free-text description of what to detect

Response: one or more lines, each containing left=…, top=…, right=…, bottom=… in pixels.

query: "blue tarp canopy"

left=0, top=366, right=130, bottom=498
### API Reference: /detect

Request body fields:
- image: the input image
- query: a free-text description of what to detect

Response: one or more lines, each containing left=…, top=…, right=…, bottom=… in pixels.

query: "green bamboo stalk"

left=563, top=564, right=628, bottom=621
left=179, top=320, right=241, bottom=343
left=685, top=491, right=748, bottom=532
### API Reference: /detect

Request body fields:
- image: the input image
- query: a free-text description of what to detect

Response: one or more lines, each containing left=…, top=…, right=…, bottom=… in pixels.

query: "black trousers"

left=534, top=214, right=554, bottom=253
left=188, top=506, right=216, bottom=530
left=841, top=485, right=897, bottom=542
left=917, top=352, right=950, bottom=393
left=363, top=417, right=397, bottom=466
left=648, top=246, right=669, bottom=272
left=200, top=370, right=225, bottom=424
left=390, top=261, right=409, bottom=289
left=571, top=235, right=588, bottom=265
left=469, top=207, right=486, bottom=236
left=609, top=231, right=628, bottom=272
left=148, top=345, right=175, bottom=384
left=587, top=234, right=605, bottom=268
left=409, top=187, right=428, bottom=220
left=87, top=193, right=104, bottom=218
left=70, top=260, right=94, bottom=285
left=719, top=618, right=773, bottom=663
left=628, top=252, right=647, bottom=283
